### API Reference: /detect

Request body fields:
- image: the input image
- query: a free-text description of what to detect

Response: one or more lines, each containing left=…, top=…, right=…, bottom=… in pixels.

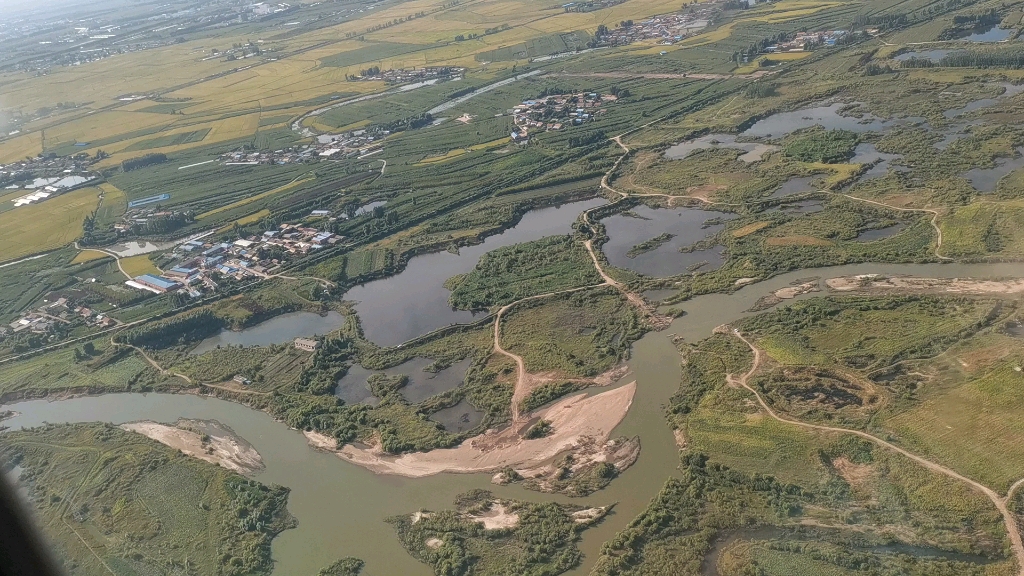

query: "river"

left=7, top=261, right=1024, bottom=574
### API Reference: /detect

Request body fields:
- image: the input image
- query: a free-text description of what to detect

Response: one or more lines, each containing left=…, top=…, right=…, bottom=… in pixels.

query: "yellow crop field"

left=0, top=186, right=101, bottom=261
left=71, top=250, right=111, bottom=264
left=415, top=137, right=509, bottom=165
left=120, top=254, right=162, bottom=277
left=198, top=175, right=314, bottom=219
left=0, top=131, right=44, bottom=164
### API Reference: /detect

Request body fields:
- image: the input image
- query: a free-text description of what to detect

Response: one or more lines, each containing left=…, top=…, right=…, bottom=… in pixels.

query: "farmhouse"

left=130, top=274, right=181, bottom=293
left=294, top=337, right=319, bottom=352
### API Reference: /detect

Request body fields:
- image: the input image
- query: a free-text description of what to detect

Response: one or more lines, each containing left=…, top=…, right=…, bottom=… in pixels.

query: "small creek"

left=894, top=49, right=963, bottom=62
left=345, top=198, right=604, bottom=347
left=8, top=261, right=1024, bottom=576
left=190, top=311, right=346, bottom=355
left=600, top=205, right=737, bottom=277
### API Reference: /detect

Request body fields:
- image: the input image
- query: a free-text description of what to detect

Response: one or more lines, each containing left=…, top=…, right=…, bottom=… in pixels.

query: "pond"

left=335, top=357, right=473, bottom=405
left=190, top=311, right=346, bottom=354
left=774, top=199, right=826, bottom=215
left=742, top=103, right=923, bottom=139
left=769, top=176, right=818, bottom=198
left=429, top=400, right=485, bottom=433
left=664, top=133, right=778, bottom=163
left=345, top=198, right=605, bottom=347
left=943, top=83, right=1024, bottom=118
left=963, top=148, right=1024, bottom=192
left=964, top=24, right=1014, bottom=42
left=851, top=143, right=904, bottom=180
left=600, top=205, right=738, bottom=277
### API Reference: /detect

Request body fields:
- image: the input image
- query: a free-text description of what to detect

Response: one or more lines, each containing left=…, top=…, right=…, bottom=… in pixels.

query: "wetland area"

left=7, top=260, right=1024, bottom=576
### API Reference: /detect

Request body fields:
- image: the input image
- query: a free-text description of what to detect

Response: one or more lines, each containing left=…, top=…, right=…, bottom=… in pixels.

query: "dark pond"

left=1004, top=320, right=1024, bottom=337
left=769, top=176, right=817, bottom=198
left=335, top=357, right=473, bottom=405
left=664, top=133, right=778, bottom=162
left=742, top=103, right=923, bottom=139
left=345, top=198, right=605, bottom=347
left=853, top=223, right=906, bottom=242
left=190, top=311, right=346, bottom=355
left=963, top=147, right=1024, bottom=192
left=943, top=82, right=1024, bottom=118
left=601, top=205, right=738, bottom=277
left=851, top=143, right=904, bottom=180
left=429, top=400, right=485, bottom=433
left=964, top=24, right=1013, bottom=42
left=894, top=49, right=963, bottom=62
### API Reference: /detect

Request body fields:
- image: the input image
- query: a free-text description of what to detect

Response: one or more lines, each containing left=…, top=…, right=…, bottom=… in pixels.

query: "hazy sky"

left=0, top=0, right=116, bottom=17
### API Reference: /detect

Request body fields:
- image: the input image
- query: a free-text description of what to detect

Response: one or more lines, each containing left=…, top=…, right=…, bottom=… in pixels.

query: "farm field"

left=0, top=186, right=101, bottom=263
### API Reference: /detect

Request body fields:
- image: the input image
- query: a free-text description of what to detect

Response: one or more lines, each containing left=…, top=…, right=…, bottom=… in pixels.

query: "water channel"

left=7, top=261, right=1024, bottom=576
left=345, top=198, right=604, bottom=346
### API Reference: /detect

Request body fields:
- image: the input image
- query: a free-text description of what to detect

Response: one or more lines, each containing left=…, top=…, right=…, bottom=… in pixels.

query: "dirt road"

left=492, top=284, right=608, bottom=421
left=726, top=328, right=1024, bottom=574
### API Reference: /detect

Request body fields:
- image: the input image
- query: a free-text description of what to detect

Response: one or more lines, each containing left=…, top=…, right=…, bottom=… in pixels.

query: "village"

left=124, top=222, right=347, bottom=298
left=219, top=129, right=384, bottom=165
left=0, top=153, right=100, bottom=208
left=509, top=91, right=616, bottom=142
left=592, top=4, right=717, bottom=47
left=351, top=65, right=466, bottom=85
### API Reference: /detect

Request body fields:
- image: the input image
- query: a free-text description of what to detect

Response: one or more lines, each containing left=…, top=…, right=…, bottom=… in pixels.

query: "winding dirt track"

left=836, top=193, right=950, bottom=261
left=492, top=284, right=609, bottom=421
left=726, top=328, right=1024, bottom=574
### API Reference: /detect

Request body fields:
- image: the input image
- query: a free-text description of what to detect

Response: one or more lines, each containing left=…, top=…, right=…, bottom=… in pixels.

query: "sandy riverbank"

left=827, top=274, right=1024, bottom=294
left=312, top=382, right=636, bottom=477
left=122, top=419, right=264, bottom=474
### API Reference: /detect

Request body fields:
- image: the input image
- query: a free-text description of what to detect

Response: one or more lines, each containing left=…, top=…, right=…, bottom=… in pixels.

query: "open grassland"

left=0, top=424, right=294, bottom=576
left=501, top=288, right=643, bottom=377
left=0, top=186, right=101, bottom=262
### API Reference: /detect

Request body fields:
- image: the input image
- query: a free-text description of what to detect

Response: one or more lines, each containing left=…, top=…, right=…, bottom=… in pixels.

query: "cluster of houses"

left=595, top=6, right=716, bottom=46
left=1, top=154, right=99, bottom=208
left=510, top=92, right=614, bottom=142
left=124, top=224, right=346, bottom=297
left=355, top=66, right=466, bottom=85
left=766, top=30, right=848, bottom=52
left=8, top=297, right=118, bottom=336
left=218, top=130, right=383, bottom=165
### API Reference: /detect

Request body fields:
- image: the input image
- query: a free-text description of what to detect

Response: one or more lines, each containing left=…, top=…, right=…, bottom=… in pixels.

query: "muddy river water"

left=7, top=260, right=1024, bottom=575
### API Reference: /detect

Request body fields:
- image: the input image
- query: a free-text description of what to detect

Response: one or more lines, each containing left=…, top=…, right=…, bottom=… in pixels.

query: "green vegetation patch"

left=447, top=235, right=602, bottom=310
left=475, top=30, right=592, bottom=62
left=501, top=289, right=643, bottom=377
left=123, top=128, right=211, bottom=152
left=741, top=296, right=1000, bottom=371
left=320, top=42, right=438, bottom=68
left=783, top=128, right=859, bottom=164
left=0, top=423, right=294, bottom=576
left=388, top=489, right=607, bottom=576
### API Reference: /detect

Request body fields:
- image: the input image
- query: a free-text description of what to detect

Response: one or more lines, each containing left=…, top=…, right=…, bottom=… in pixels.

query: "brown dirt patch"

left=833, top=456, right=876, bottom=488
left=732, top=221, right=770, bottom=238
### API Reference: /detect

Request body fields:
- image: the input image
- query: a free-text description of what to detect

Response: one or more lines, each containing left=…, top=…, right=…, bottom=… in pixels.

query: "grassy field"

left=0, top=424, right=294, bottom=576
left=0, top=186, right=101, bottom=262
